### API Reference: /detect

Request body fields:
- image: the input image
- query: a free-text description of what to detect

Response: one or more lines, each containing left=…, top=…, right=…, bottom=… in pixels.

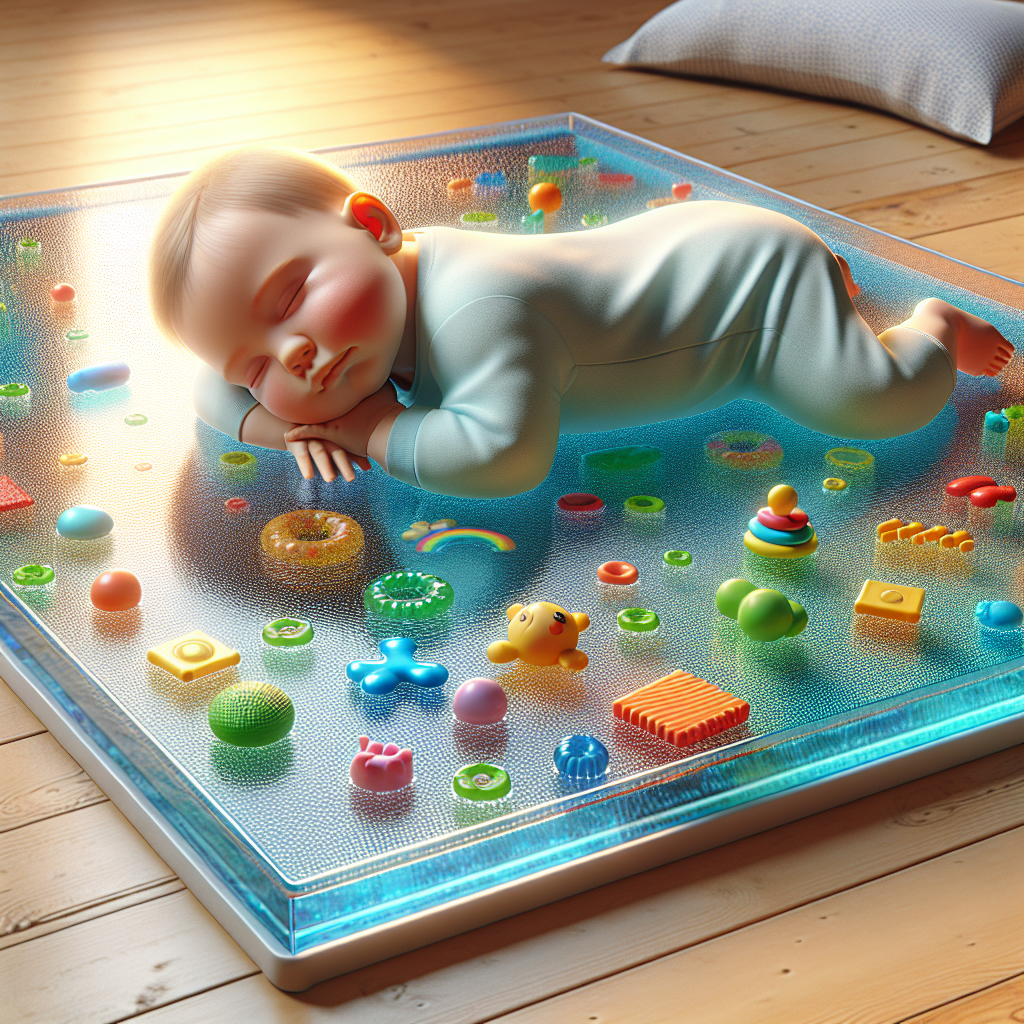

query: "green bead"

left=617, top=607, right=661, bottom=632
left=220, top=451, right=257, bottom=467
left=208, top=682, right=294, bottom=747
left=624, top=495, right=665, bottom=514
left=13, top=564, right=54, bottom=587
left=715, top=578, right=757, bottom=620
left=65, top=329, right=90, bottom=343
left=0, top=382, right=30, bottom=398
left=262, top=617, right=313, bottom=648
left=785, top=600, right=809, bottom=637
left=364, top=571, right=454, bottom=620
left=124, top=413, right=148, bottom=426
left=737, top=588, right=794, bottom=642
left=663, top=550, right=692, bottom=567
left=452, top=762, right=511, bottom=802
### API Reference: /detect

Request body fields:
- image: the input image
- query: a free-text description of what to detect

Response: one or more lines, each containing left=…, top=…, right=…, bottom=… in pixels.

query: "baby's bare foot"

left=910, top=298, right=1014, bottom=377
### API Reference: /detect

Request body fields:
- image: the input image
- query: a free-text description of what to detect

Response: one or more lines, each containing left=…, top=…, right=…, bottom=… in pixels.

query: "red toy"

left=0, top=476, right=33, bottom=512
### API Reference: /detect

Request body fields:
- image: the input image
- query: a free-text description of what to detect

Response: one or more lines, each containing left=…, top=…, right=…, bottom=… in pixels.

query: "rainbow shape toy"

left=613, top=669, right=750, bottom=747
left=415, top=527, right=516, bottom=553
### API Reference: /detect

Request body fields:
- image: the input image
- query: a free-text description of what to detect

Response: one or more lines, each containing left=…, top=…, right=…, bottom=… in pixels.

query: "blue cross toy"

left=347, top=637, right=449, bottom=696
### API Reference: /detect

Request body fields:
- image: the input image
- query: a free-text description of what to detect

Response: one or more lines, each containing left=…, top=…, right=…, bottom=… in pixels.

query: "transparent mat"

left=1, top=114, right=1022, bottom=956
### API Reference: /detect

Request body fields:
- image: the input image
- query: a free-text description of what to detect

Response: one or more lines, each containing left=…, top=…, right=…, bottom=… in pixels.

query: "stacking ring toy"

left=13, top=564, right=55, bottom=587
left=663, top=550, right=692, bottom=567
left=825, top=447, right=874, bottom=472
left=453, top=762, right=511, bottom=801
left=705, top=430, right=782, bottom=471
left=624, top=495, right=665, bottom=514
left=557, top=492, right=604, bottom=513
left=221, top=451, right=257, bottom=468
left=823, top=477, right=847, bottom=492
left=262, top=618, right=314, bottom=648
left=364, top=571, right=454, bottom=619
left=554, top=735, right=609, bottom=779
left=261, top=510, right=364, bottom=566
left=617, top=607, right=660, bottom=632
left=597, top=561, right=639, bottom=585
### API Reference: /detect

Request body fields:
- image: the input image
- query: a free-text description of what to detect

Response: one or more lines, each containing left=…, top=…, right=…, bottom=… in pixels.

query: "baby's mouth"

left=313, top=348, right=353, bottom=392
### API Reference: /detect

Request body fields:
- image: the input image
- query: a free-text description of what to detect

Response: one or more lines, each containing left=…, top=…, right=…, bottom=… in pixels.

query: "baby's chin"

left=258, top=386, right=357, bottom=426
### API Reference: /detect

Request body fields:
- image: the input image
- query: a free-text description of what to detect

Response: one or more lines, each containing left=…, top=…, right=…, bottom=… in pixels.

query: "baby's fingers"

left=329, top=446, right=356, bottom=483
left=307, top=440, right=338, bottom=482
left=285, top=439, right=316, bottom=480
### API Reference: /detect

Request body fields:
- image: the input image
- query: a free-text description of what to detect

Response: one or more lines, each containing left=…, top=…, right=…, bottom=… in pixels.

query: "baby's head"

left=149, top=146, right=408, bottom=425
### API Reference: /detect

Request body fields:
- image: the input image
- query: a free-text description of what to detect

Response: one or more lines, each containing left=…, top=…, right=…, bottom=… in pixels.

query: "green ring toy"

left=220, top=451, right=257, bottom=468
left=452, top=762, right=512, bottom=802
left=124, top=413, right=148, bottom=426
left=208, top=681, right=295, bottom=747
left=0, top=382, right=30, bottom=399
left=364, top=571, right=454, bottom=620
left=17, top=238, right=39, bottom=250
left=13, top=564, right=55, bottom=587
left=65, top=328, right=90, bottom=343
left=624, top=495, right=665, bottom=514
left=262, top=617, right=314, bottom=648
left=617, top=607, right=661, bottom=632
left=663, top=550, right=692, bottom=567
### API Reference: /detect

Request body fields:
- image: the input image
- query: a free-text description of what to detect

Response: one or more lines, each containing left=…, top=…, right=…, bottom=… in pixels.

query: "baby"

left=149, top=146, right=1013, bottom=499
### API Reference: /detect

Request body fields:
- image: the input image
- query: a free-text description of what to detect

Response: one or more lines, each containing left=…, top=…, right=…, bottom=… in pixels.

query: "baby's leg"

left=890, top=297, right=1014, bottom=377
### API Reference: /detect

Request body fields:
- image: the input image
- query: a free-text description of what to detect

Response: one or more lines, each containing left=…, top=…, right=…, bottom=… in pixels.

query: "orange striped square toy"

left=613, top=670, right=750, bottom=747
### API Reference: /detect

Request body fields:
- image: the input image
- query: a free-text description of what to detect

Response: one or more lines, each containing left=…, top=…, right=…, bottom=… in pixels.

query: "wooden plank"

left=834, top=171, right=1024, bottom=240
left=913, top=216, right=1024, bottom=280
left=901, top=974, right=1024, bottom=1024
left=0, top=801, right=175, bottom=944
left=490, top=827, right=1024, bottom=1024
left=106, top=748, right=1024, bottom=1023
left=0, top=677, right=44, bottom=745
left=0, top=889, right=257, bottom=1024
left=0, top=733, right=106, bottom=834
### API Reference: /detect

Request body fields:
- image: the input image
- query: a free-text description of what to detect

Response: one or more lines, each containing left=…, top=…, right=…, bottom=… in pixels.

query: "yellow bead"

left=147, top=631, right=240, bottom=682
left=854, top=580, right=925, bottom=623
left=767, top=484, right=798, bottom=516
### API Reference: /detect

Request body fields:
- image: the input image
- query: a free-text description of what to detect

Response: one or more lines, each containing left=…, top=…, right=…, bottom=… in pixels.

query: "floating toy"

left=208, top=681, right=294, bottom=747
left=416, top=526, right=515, bottom=553
left=447, top=177, right=473, bottom=194
left=876, top=519, right=974, bottom=553
left=744, top=485, right=818, bottom=559
left=985, top=411, right=1010, bottom=433
left=584, top=445, right=661, bottom=474
left=67, top=360, right=130, bottom=394
left=347, top=637, right=449, bottom=696
left=945, top=475, right=1017, bottom=507
left=402, top=518, right=456, bottom=541
left=262, top=618, right=313, bottom=648
left=13, top=564, right=54, bottom=588
left=975, top=600, right=1023, bottom=631
left=581, top=211, right=608, bottom=228
left=663, top=550, right=692, bottom=567
left=487, top=601, right=590, bottom=671
left=597, top=172, right=634, bottom=188
left=624, top=495, right=665, bottom=514
left=452, top=762, right=511, bottom=802
left=364, top=571, right=454, bottom=619
left=825, top=447, right=874, bottom=474
left=17, top=238, right=39, bottom=251
left=147, top=630, right=241, bottom=682
left=57, top=505, right=113, bottom=539
left=672, top=182, right=693, bottom=201
left=225, top=497, right=249, bottom=513
left=350, top=736, right=413, bottom=792
left=0, top=476, right=34, bottom=513
left=529, top=181, right=562, bottom=214
left=220, top=451, right=257, bottom=468
left=557, top=493, right=604, bottom=513
left=823, top=477, right=847, bottom=492
left=521, top=209, right=544, bottom=233
left=50, top=283, right=76, bottom=302
left=261, top=510, right=364, bottom=567
left=452, top=677, right=507, bottom=725
left=554, top=735, right=609, bottom=780
left=854, top=580, right=925, bottom=623
left=597, top=560, right=638, bottom=585
left=617, top=607, right=660, bottom=632
left=124, top=413, right=148, bottom=426
left=0, top=382, right=30, bottom=399
left=715, top=578, right=808, bottom=641
left=134, top=462, right=152, bottom=472
left=65, top=328, right=89, bottom=343
left=90, top=570, right=142, bottom=611
left=461, top=211, right=497, bottom=228
left=527, top=154, right=577, bottom=186
left=705, top=430, right=782, bottom=471
left=614, top=670, right=750, bottom=747
left=59, top=453, right=87, bottom=467
left=474, top=171, right=507, bottom=194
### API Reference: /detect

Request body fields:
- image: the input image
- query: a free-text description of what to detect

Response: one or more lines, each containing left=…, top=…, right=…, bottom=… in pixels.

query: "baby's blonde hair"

left=148, top=146, right=359, bottom=342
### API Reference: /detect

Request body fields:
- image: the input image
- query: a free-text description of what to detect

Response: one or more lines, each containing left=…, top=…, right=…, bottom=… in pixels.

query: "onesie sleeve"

left=191, top=362, right=260, bottom=442
left=386, top=296, right=576, bottom=498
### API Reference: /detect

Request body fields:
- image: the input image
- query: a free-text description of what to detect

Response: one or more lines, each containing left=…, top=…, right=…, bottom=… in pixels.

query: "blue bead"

left=975, top=600, right=1023, bottom=631
left=984, top=411, right=1010, bottom=433
left=56, top=505, right=114, bottom=539
left=554, top=735, right=609, bottom=779
left=346, top=637, right=449, bottom=695
left=67, top=360, right=130, bottom=394
left=747, top=517, right=814, bottom=546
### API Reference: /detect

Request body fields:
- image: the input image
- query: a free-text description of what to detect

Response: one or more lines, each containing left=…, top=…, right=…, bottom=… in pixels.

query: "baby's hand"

left=285, top=436, right=371, bottom=483
left=285, top=384, right=402, bottom=457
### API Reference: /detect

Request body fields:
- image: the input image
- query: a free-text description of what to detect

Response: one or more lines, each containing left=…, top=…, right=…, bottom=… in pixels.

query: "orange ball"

left=529, top=182, right=562, bottom=215
left=50, top=282, right=76, bottom=302
left=90, top=570, right=142, bottom=611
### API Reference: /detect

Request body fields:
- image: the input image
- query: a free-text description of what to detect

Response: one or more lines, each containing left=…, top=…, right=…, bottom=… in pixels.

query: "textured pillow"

left=603, top=0, right=1024, bottom=144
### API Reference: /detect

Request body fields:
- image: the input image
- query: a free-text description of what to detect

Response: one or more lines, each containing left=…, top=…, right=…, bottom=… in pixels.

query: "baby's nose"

left=280, top=336, right=316, bottom=377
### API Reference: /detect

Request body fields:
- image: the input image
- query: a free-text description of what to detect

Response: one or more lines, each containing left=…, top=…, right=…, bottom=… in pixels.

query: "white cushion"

left=603, top=0, right=1024, bottom=144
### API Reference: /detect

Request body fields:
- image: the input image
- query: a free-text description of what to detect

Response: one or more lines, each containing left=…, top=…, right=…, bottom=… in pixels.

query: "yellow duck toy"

left=486, top=601, right=590, bottom=671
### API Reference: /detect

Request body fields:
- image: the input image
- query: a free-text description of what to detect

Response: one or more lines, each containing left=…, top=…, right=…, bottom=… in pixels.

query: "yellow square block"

left=854, top=580, right=925, bottom=624
left=147, top=631, right=240, bottom=682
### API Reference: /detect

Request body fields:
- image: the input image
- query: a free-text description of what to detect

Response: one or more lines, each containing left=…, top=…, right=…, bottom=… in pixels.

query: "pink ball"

left=51, top=283, right=76, bottom=303
left=671, top=182, right=692, bottom=201
left=453, top=677, right=507, bottom=725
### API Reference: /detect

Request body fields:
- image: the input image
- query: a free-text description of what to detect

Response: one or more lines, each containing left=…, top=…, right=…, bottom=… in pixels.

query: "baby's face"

left=176, top=205, right=407, bottom=424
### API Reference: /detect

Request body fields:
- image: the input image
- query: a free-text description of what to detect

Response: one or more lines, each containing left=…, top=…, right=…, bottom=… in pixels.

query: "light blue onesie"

left=192, top=201, right=954, bottom=498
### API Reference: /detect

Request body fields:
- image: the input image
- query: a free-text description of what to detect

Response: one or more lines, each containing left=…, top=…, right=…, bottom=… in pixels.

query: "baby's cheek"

left=322, top=272, right=394, bottom=343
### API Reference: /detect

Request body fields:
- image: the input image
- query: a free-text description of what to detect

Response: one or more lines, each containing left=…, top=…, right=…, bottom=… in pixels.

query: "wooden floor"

left=1, top=0, right=1023, bottom=1020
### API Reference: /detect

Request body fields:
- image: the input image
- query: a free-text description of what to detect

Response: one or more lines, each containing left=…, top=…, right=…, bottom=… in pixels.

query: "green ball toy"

left=715, top=578, right=757, bottom=619
left=715, top=578, right=808, bottom=642
left=208, top=681, right=295, bottom=747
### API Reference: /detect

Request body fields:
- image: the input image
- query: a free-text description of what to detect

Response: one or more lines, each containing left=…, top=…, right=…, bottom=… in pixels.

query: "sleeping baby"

left=149, top=146, right=1013, bottom=498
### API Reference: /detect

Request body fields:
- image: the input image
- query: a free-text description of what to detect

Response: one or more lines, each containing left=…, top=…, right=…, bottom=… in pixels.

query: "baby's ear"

left=506, top=603, right=524, bottom=621
left=343, top=192, right=404, bottom=255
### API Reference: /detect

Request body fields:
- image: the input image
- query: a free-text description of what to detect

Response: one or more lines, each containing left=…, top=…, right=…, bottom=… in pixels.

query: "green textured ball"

left=715, top=578, right=757, bottom=620
left=208, top=682, right=294, bottom=747
left=785, top=600, right=809, bottom=637
left=737, top=588, right=794, bottom=642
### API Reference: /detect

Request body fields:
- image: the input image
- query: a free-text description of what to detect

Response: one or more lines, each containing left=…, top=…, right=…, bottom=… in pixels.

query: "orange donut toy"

left=597, top=560, right=639, bottom=585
